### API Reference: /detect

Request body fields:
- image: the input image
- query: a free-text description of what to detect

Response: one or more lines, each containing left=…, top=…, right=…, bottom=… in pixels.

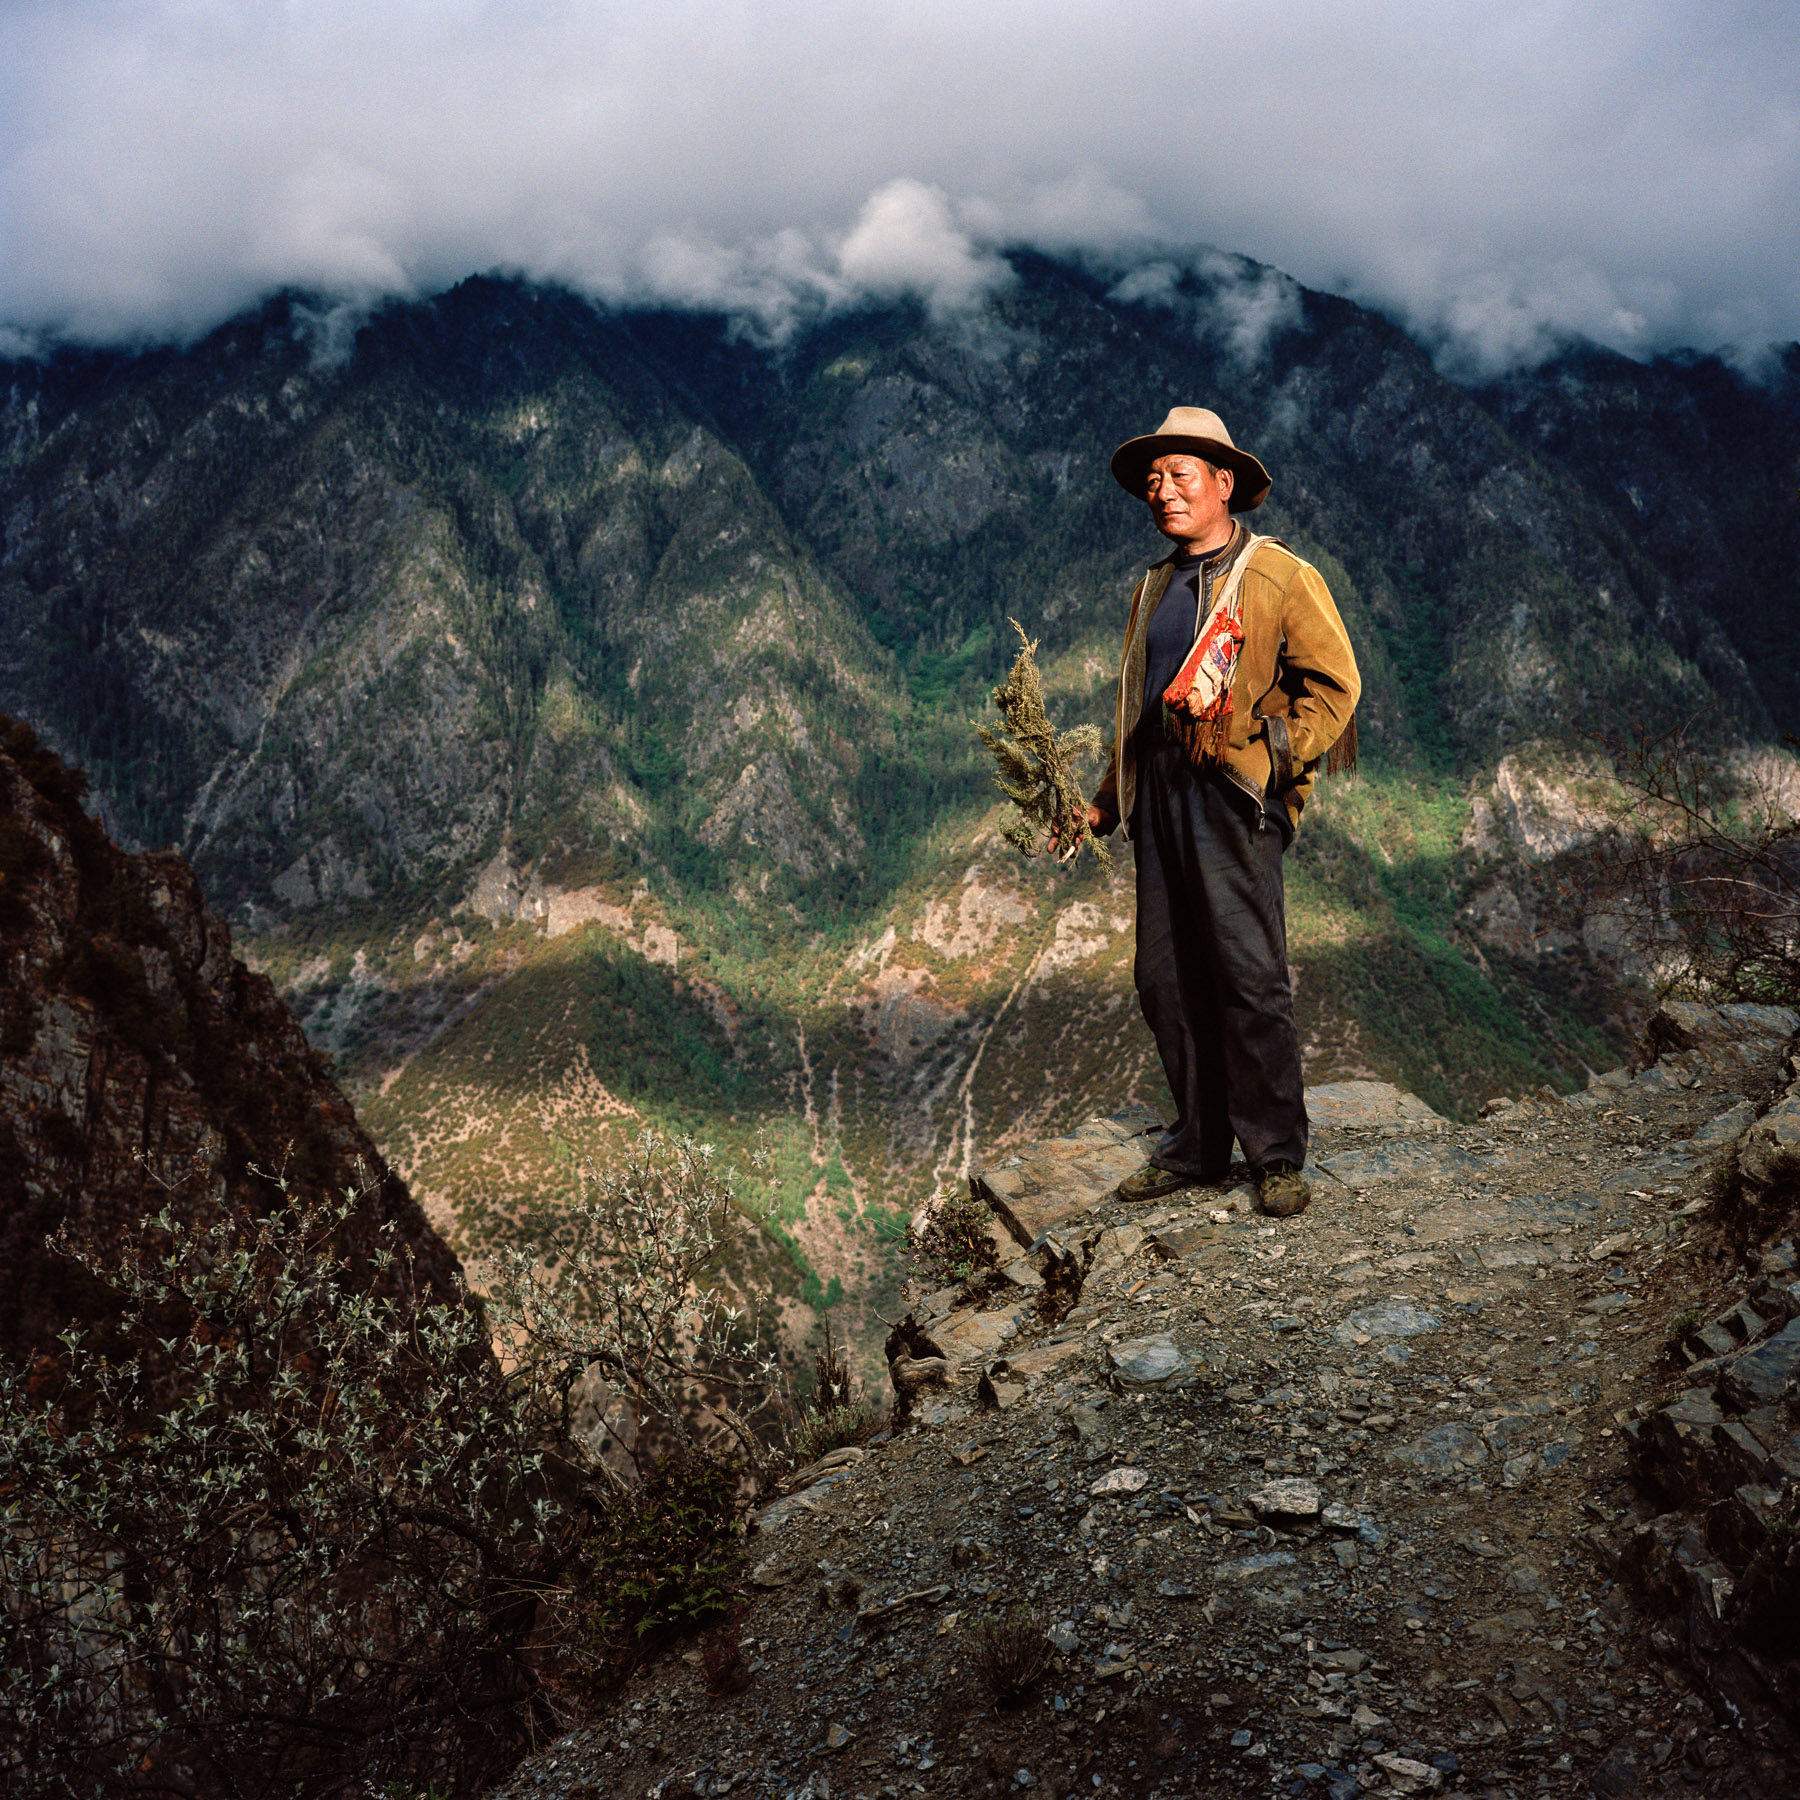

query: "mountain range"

left=3, top=249, right=1795, bottom=1361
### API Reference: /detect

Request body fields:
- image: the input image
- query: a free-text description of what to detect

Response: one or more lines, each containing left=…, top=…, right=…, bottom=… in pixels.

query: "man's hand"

left=1049, top=802, right=1106, bottom=857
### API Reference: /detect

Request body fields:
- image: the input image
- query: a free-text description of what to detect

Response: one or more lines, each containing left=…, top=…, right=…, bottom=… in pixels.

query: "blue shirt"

left=1138, top=542, right=1230, bottom=740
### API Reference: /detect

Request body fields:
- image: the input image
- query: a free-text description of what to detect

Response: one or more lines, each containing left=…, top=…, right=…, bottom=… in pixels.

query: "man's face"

left=1145, top=453, right=1234, bottom=549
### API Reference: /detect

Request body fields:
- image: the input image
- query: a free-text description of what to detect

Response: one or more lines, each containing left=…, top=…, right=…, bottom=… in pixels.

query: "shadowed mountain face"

left=1, top=256, right=1795, bottom=1358
left=0, top=715, right=464, bottom=1361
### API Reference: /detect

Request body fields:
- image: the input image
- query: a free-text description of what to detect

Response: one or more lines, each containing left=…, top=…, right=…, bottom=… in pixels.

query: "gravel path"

left=494, top=1007, right=1800, bottom=1800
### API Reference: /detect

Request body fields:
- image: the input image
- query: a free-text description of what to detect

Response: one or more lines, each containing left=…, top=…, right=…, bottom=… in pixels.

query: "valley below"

left=3, top=251, right=1796, bottom=1376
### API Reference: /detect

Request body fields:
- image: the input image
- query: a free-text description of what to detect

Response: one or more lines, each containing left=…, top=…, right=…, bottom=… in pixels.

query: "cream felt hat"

left=1109, top=406, right=1272, bottom=512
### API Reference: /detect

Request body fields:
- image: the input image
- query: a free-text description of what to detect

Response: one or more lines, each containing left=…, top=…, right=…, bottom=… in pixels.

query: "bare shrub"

left=487, top=1129, right=785, bottom=1489
left=968, top=1606, right=1052, bottom=1708
left=1584, top=724, right=1800, bottom=1007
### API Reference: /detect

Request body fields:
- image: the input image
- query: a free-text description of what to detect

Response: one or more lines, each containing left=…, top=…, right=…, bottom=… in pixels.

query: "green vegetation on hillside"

left=7, top=256, right=1781, bottom=1366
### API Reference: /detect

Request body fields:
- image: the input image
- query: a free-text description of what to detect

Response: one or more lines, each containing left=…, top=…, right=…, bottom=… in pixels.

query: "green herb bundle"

left=978, top=620, right=1111, bottom=868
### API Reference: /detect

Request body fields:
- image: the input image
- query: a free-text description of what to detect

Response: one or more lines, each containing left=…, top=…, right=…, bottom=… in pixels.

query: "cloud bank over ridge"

left=2, top=0, right=1795, bottom=372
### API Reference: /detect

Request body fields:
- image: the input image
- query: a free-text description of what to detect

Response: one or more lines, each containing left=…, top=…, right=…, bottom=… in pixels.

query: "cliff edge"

left=494, top=1006, right=1800, bottom=1800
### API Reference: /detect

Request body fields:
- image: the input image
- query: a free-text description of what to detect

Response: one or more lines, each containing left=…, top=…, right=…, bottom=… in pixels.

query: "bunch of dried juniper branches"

left=978, top=619, right=1110, bottom=869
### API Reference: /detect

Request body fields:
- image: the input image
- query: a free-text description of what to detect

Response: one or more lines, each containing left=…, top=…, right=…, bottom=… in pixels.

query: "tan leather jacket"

left=1092, top=523, right=1360, bottom=836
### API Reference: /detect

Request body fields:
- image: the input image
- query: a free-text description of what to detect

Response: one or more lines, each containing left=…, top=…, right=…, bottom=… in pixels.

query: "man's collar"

left=1146, top=519, right=1244, bottom=570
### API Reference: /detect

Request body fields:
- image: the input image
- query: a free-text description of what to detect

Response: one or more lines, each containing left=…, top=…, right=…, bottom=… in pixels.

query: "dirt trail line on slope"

left=496, top=1003, right=1800, bottom=1800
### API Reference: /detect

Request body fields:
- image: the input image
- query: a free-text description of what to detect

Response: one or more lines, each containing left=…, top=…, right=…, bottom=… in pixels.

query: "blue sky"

left=2, top=0, right=1795, bottom=370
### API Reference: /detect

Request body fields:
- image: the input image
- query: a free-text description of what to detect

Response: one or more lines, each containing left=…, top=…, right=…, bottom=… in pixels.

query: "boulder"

left=1738, top=1092, right=1800, bottom=1196
left=1106, top=1334, right=1194, bottom=1389
left=1640, top=1000, right=1798, bottom=1065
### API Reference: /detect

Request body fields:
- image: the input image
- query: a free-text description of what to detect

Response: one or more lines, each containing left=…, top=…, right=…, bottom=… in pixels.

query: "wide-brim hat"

left=1110, top=406, right=1272, bottom=513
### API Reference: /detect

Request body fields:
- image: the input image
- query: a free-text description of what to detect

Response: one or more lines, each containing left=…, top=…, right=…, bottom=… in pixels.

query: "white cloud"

left=837, top=180, right=1011, bottom=316
left=0, top=0, right=1795, bottom=368
left=1110, top=251, right=1303, bottom=365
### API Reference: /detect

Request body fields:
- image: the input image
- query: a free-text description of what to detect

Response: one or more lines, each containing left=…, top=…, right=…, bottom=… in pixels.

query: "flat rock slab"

left=1467, top=1610, right=1536, bottom=1645
left=1690, top=1100, right=1756, bottom=1146
left=1482, top=1398, right=1556, bottom=1454
left=927, top=1304, right=1030, bottom=1368
left=1592, top=1147, right=1710, bottom=1196
left=1086, top=1223, right=1146, bottom=1273
left=1504, top=1190, right=1610, bottom=1227
left=1473, top=1242, right=1546, bottom=1272
left=1317, top=1138, right=1489, bottom=1191
left=1249, top=1478, right=1322, bottom=1521
left=1107, top=1333, right=1195, bottom=1389
left=1741, top=1092, right=1800, bottom=1191
left=756, top=1488, right=836, bottom=1532
left=1391, top=1420, right=1488, bottom=1473
left=1373, top=1753, right=1445, bottom=1794
left=1408, top=1198, right=1520, bottom=1245
left=911, top=1395, right=973, bottom=1427
left=1583, top=1292, right=1634, bottom=1315
left=1336, top=1300, right=1441, bottom=1344
left=1089, top=1466, right=1150, bottom=1497
left=749, top=1556, right=807, bottom=1588
left=1653, top=1000, right=1799, bottom=1064
left=1306, top=1080, right=1448, bottom=1135
left=975, top=1145, right=1149, bottom=1246
left=977, top=1367, right=1030, bottom=1410
left=1220, top=1549, right=1300, bottom=1582
left=1151, top=1223, right=1227, bottom=1260
left=1003, top=1338, right=1089, bottom=1382
left=1720, top=1318, right=1800, bottom=1409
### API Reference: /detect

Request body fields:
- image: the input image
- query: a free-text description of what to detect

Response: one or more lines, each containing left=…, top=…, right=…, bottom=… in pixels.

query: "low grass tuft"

left=968, top=1605, right=1052, bottom=1709
left=911, top=1187, right=1000, bottom=1289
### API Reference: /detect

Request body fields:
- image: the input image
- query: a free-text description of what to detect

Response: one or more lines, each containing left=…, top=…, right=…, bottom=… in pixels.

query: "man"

left=1076, top=407, right=1359, bottom=1218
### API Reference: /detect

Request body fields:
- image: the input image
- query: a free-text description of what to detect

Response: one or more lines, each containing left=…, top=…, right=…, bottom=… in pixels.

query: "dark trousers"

left=1132, top=739, right=1308, bottom=1176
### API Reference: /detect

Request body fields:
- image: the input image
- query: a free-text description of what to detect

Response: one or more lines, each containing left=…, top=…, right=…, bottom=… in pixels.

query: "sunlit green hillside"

left=4, top=257, right=1793, bottom=1369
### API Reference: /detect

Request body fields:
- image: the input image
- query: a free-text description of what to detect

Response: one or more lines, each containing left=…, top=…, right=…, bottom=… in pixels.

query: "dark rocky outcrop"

left=0, top=712, right=463, bottom=1360
left=1618, top=1027, right=1800, bottom=1759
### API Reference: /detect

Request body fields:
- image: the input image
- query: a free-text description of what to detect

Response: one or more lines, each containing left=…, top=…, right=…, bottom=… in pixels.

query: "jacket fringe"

left=1324, top=712, right=1358, bottom=777
left=1165, top=708, right=1234, bottom=768
left=1169, top=706, right=1357, bottom=781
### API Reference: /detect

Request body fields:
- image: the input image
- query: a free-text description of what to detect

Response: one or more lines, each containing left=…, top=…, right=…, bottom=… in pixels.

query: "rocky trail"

left=497, top=1004, right=1800, bottom=1800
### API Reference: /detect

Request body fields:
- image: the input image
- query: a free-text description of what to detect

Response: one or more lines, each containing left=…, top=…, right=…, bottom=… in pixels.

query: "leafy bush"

left=0, top=1128, right=787, bottom=1799
left=0, top=1182, right=558, bottom=1799
left=568, top=1446, right=750, bottom=1692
